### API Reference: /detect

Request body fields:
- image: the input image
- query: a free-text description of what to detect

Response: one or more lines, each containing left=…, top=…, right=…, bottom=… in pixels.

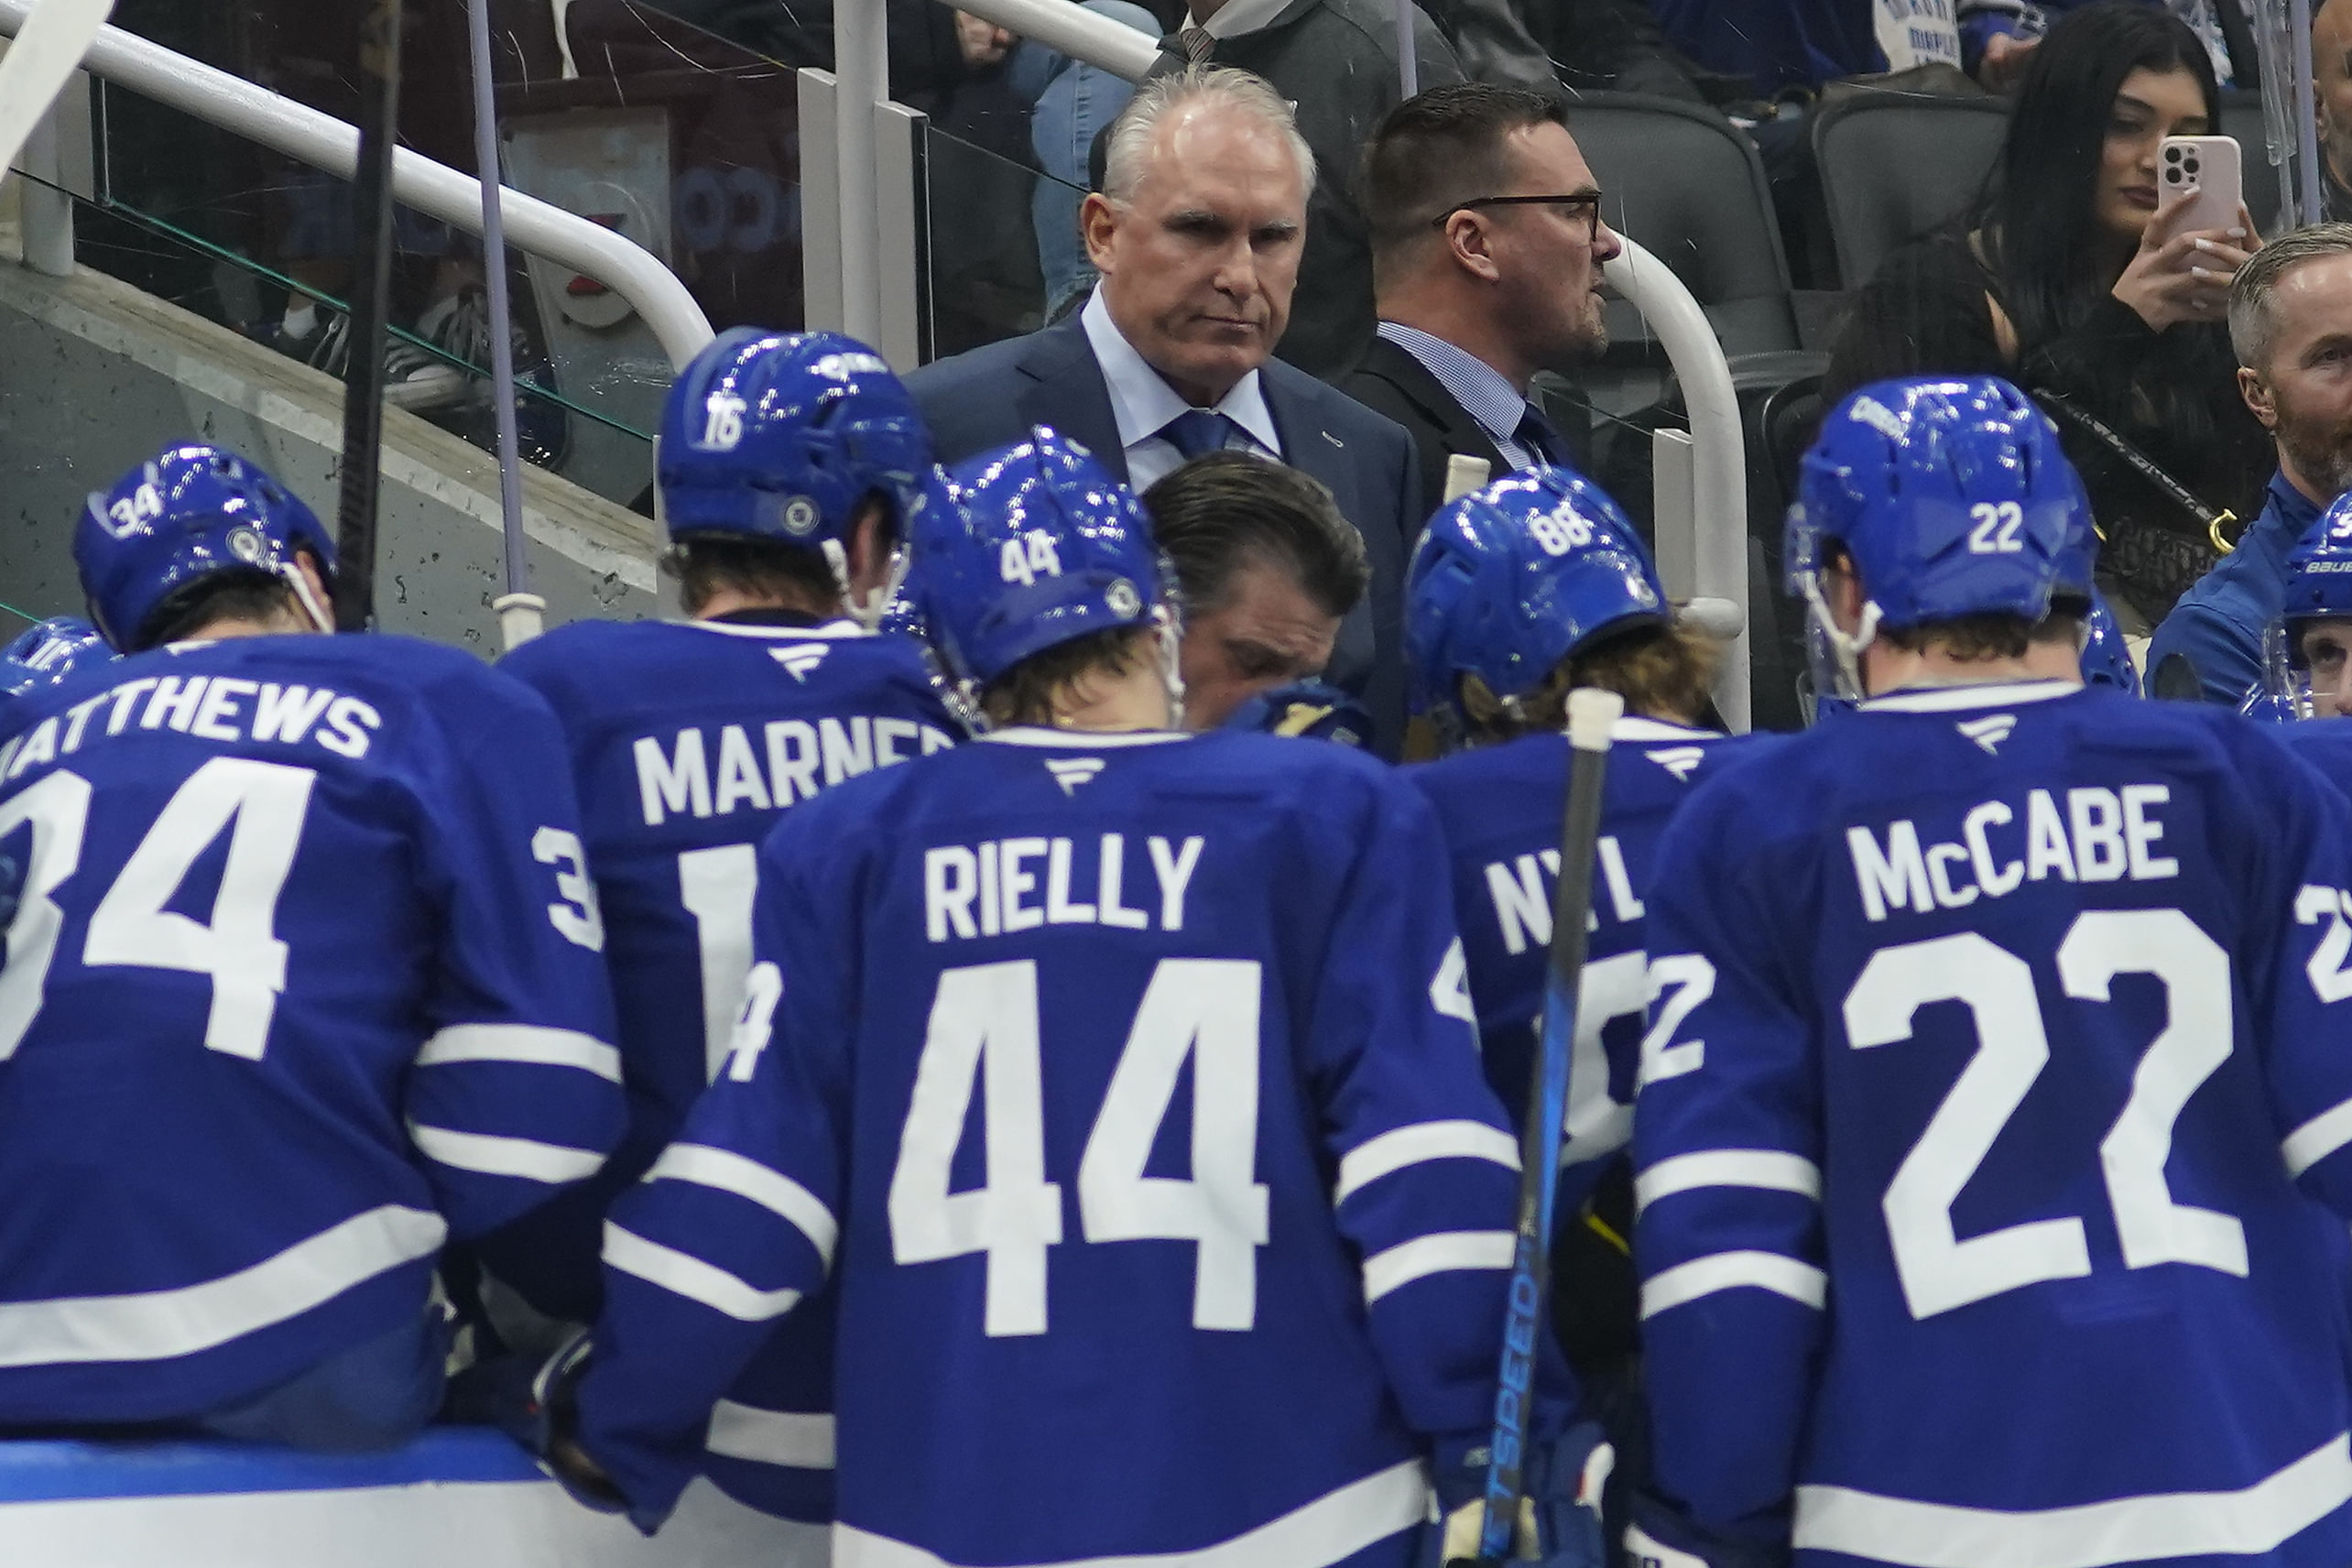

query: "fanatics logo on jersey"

left=769, top=645, right=831, bottom=682
left=1646, top=746, right=1705, bottom=782
left=1956, top=714, right=2018, bottom=755
left=1044, top=757, right=1105, bottom=795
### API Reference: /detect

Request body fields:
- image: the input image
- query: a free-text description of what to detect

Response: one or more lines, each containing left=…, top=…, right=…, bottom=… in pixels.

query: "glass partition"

left=67, top=0, right=820, bottom=505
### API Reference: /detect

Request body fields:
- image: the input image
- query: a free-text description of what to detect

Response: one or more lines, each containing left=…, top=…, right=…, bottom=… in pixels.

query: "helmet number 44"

left=1967, top=501, right=2026, bottom=554
left=999, top=530, right=1064, bottom=587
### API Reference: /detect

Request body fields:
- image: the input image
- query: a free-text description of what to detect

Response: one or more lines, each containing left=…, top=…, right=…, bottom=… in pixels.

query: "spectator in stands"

left=1345, top=84, right=1624, bottom=521
left=2317, top=0, right=2352, bottom=219
left=906, top=69, right=1424, bottom=753
left=1823, top=0, right=2270, bottom=630
left=1140, top=452, right=1370, bottom=725
left=2150, top=225, right=2352, bottom=703
left=1011, top=1, right=1162, bottom=318
left=1146, top=0, right=1465, bottom=378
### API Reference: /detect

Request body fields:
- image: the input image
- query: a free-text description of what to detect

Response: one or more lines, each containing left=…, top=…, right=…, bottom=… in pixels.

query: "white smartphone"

left=2159, top=135, right=2244, bottom=234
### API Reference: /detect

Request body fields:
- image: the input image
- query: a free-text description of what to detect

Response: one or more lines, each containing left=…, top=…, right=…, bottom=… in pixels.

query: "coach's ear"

left=2238, top=365, right=2277, bottom=432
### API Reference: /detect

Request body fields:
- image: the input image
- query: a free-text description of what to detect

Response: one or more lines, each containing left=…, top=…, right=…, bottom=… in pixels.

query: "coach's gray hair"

left=1099, top=67, right=1316, bottom=204
left=2229, top=223, right=2352, bottom=368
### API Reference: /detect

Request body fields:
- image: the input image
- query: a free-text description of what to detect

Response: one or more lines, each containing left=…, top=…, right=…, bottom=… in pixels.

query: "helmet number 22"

left=1966, top=501, right=2025, bottom=554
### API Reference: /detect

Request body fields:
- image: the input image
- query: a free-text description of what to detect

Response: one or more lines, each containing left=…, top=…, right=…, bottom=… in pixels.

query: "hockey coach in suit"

left=906, top=66, right=1426, bottom=755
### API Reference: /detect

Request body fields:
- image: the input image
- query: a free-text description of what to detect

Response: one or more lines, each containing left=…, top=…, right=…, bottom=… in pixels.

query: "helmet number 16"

left=1966, top=501, right=2025, bottom=555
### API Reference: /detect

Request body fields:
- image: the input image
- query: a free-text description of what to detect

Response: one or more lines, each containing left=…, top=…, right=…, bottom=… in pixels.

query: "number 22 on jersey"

left=1846, top=909, right=2243, bottom=1320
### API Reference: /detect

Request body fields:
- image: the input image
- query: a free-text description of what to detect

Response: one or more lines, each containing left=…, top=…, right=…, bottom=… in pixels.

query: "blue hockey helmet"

left=0, top=617, right=112, bottom=703
left=2078, top=592, right=2141, bottom=696
left=911, top=428, right=1172, bottom=693
left=1789, top=376, right=2081, bottom=695
left=2259, top=492, right=2352, bottom=716
left=73, top=444, right=336, bottom=651
left=657, top=328, right=930, bottom=549
left=1406, top=466, right=1665, bottom=727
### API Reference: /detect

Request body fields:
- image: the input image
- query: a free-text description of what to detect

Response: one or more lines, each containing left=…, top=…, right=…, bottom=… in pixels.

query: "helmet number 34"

left=1967, top=501, right=2026, bottom=555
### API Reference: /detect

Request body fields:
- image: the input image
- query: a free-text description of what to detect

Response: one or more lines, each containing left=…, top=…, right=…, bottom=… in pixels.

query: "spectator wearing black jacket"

left=1823, top=0, right=2270, bottom=628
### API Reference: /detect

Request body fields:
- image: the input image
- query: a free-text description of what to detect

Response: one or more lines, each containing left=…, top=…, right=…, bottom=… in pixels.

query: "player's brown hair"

left=662, top=535, right=843, bottom=618
left=980, top=625, right=1159, bottom=728
left=135, top=566, right=309, bottom=650
left=1879, top=612, right=2038, bottom=661
left=1457, top=621, right=1719, bottom=743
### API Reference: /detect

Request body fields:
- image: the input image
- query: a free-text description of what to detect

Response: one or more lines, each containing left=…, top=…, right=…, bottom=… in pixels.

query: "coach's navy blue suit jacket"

left=906, top=312, right=1426, bottom=757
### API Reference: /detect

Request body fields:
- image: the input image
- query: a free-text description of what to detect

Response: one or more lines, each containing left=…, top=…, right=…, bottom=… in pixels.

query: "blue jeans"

left=1010, top=0, right=1160, bottom=318
left=197, top=1308, right=450, bottom=1454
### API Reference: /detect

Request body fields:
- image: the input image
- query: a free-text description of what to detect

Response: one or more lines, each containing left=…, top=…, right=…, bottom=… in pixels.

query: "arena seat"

left=0, top=1428, right=825, bottom=1566
left=1568, top=90, right=1804, bottom=377
left=1812, top=90, right=2009, bottom=290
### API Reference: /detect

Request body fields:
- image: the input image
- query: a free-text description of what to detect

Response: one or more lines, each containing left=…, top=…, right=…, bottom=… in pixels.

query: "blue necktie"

left=1160, top=409, right=1235, bottom=462
left=1513, top=405, right=1567, bottom=468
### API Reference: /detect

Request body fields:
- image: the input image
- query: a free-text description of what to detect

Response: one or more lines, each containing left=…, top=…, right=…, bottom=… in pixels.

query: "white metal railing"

left=1606, top=239, right=1749, bottom=729
left=0, top=0, right=715, bottom=371
left=951, top=0, right=1160, bottom=80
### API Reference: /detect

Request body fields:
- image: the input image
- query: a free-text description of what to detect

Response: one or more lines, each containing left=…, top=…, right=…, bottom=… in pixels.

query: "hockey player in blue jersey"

left=0, top=443, right=622, bottom=1450
left=1400, top=466, right=1761, bottom=1537
left=0, top=616, right=111, bottom=721
left=1629, top=377, right=2352, bottom=1568
left=546, top=428, right=1595, bottom=1565
left=481, top=327, right=959, bottom=1522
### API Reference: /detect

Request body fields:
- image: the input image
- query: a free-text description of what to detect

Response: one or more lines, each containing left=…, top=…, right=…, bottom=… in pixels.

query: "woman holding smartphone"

left=1824, top=0, right=2268, bottom=628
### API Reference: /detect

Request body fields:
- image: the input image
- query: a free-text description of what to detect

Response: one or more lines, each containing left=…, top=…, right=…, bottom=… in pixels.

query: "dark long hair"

left=1976, top=0, right=2220, bottom=350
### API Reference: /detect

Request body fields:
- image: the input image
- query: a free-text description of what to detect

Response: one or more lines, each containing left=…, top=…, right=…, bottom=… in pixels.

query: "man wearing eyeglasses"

left=1345, top=83, right=1627, bottom=521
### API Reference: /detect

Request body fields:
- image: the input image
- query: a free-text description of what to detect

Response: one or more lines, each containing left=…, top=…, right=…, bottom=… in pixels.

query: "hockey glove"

left=1422, top=1420, right=1614, bottom=1566
left=1623, top=1487, right=1792, bottom=1568
left=465, top=1329, right=626, bottom=1514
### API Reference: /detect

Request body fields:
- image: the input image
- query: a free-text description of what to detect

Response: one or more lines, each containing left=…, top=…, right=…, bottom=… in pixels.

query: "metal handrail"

left=1605, top=238, right=1750, bottom=730
left=950, top=0, right=1160, bottom=80
left=0, top=0, right=715, bottom=370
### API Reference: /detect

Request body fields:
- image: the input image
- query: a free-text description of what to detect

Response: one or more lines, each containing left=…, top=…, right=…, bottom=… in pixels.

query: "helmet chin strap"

left=1150, top=610, right=1188, bottom=729
left=824, top=538, right=907, bottom=630
left=281, top=563, right=334, bottom=635
left=1802, top=574, right=1880, bottom=700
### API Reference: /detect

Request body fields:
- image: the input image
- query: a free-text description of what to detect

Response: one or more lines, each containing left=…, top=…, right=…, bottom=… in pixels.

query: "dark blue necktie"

left=1513, top=405, right=1567, bottom=468
left=1160, top=408, right=1235, bottom=462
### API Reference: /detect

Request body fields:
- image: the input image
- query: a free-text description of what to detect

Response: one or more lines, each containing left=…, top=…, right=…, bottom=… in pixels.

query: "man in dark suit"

left=908, top=67, right=1425, bottom=753
left=1342, top=83, right=1626, bottom=521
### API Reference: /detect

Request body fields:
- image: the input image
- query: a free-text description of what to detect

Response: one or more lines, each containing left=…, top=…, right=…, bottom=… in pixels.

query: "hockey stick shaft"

left=0, top=0, right=113, bottom=182
left=1465, top=685, right=1623, bottom=1566
left=332, top=0, right=404, bottom=633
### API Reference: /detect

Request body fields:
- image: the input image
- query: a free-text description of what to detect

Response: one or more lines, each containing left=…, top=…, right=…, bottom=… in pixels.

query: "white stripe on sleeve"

left=1634, top=1149, right=1824, bottom=1213
left=0, top=1205, right=446, bottom=1367
left=706, top=1401, right=836, bottom=1469
left=603, top=1222, right=801, bottom=1322
left=1361, top=1230, right=1515, bottom=1303
left=415, top=1022, right=621, bottom=1083
left=647, top=1143, right=839, bottom=1267
left=1641, top=1250, right=1827, bottom=1318
left=409, top=1123, right=606, bottom=1183
left=2285, top=1098, right=2352, bottom=1178
left=1793, top=1432, right=2352, bottom=1568
left=1334, top=1121, right=1520, bottom=1205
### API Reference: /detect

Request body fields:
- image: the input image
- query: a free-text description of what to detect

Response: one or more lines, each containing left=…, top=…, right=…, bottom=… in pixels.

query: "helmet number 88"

left=1967, top=501, right=2025, bottom=554
left=1528, top=513, right=1595, bottom=557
